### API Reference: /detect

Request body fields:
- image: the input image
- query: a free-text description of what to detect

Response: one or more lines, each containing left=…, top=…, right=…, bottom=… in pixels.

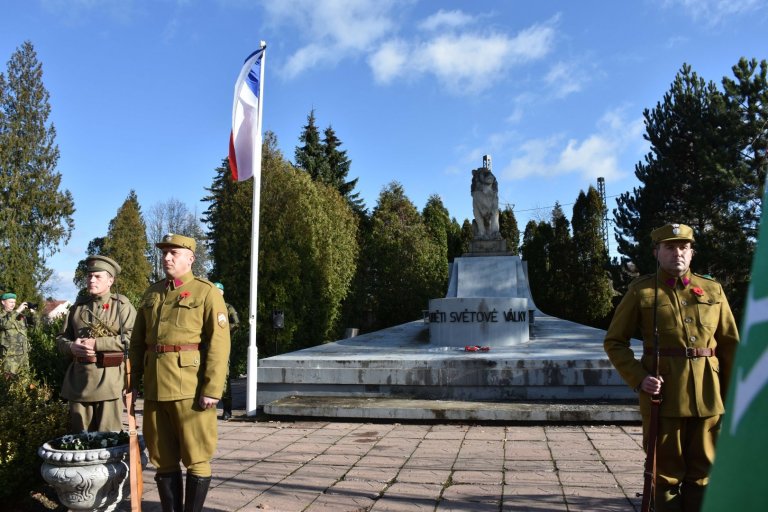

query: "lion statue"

left=471, top=167, right=500, bottom=239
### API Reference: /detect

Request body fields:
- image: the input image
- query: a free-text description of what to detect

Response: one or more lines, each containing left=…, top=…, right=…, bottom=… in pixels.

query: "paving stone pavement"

left=122, top=395, right=645, bottom=512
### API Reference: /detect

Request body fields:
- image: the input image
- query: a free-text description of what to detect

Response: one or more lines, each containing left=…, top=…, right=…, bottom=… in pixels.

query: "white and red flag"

left=229, top=46, right=265, bottom=181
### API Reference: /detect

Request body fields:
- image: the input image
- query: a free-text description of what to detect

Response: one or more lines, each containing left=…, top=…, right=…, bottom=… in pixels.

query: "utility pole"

left=597, top=177, right=609, bottom=253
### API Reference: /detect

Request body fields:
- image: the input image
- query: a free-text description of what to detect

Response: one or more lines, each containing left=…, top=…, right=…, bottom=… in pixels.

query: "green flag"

left=703, top=192, right=768, bottom=511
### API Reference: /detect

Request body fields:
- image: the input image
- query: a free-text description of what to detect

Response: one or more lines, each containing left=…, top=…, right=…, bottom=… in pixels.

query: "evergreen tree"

left=421, top=194, right=451, bottom=289
left=0, top=41, right=74, bottom=300
left=547, top=203, right=576, bottom=319
left=521, top=220, right=553, bottom=312
left=294, top=109, right=328, bottom=182
left=459, top=219, right=473, bottom=254
left=446, top=218, right=464, bottom=261
left=571, top=187, right=614, bottom=326
left=499, top=205, right=520, bottom=254
left=204, top=132, right=358, bottom=354
left=323, top=125, right=365, bottom=214
left=614, top=61, right=764, bottom=317
left=295, top=110, right=365, bottom=214
left=101, top=191, right=151, bottom=299
left=366, top=182, right=445, bottom=329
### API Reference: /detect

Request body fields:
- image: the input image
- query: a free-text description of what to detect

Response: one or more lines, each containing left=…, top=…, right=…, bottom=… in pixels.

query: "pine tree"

left=294, top=109, right=328, bottom=182
left=547, top=203, right=576, bottom=319
left=446, top=218, right=464, bottom=261
left=521, top=220, right=553, bottom=312
left=571, top=187, right=614, bottom=326
left=459, top=219, right=473, bottom=254
left=614, top=61, right=764, bottom=317
left=421, top=194, right=451, bottom=287
left=499, top=205, right=520, bottom=254
left=323, top=125, right=365, bottom=214
left=101, top=191, right=151, bottom=300
left=0, top=41, right=74, bottom=300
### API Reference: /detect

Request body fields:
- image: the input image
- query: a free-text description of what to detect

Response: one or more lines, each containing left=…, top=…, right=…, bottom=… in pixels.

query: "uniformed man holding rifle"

left=604, top=223, right=740, bottom=512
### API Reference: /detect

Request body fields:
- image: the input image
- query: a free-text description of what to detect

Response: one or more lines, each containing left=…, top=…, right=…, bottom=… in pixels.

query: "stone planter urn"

left=38, top=432, right=147, bottom=512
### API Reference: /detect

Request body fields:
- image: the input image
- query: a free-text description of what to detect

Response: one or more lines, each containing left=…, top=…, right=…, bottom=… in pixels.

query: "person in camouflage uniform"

left=0, top=292, right=33, bottom=374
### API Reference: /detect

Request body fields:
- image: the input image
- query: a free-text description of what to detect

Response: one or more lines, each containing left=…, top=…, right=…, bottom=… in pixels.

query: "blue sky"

left=2, top=0, right=766, bottom=300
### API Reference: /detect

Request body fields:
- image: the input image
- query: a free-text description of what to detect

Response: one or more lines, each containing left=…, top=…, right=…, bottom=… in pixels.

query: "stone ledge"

left=263, top=396, right=641, bottom=423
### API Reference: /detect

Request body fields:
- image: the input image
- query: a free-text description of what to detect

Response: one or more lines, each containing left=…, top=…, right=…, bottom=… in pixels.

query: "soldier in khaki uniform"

left=130, top=234, right=230, bottom=512
left=0, top=292, right=33, bottom=374
left=604, top=223, right=739, bottom=512
left=57, top=255, right=136, bottom=432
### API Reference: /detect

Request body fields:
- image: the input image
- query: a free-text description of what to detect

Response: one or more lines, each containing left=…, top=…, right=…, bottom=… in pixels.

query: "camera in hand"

left=26, top=302, right=38, bottom=310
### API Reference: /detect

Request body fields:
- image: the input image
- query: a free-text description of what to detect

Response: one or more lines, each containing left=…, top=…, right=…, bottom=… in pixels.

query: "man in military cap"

left=130, top=233, right=230, bottom=512
left=604, top=223, right=740, bottom=512
left=213, top=282, right=240, bottom=420
left=0, top=292, right=33, bottom=374
left=57, top=255, right=136, bottom=432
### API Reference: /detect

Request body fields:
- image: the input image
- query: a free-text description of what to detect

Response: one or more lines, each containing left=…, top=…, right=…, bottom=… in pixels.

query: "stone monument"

left=427, top=155, right=531, bottom=347
left=469, top=155, right=506, bottom=254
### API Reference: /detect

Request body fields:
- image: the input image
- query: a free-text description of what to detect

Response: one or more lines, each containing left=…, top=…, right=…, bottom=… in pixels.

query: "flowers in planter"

left=52, top=430, right=129, bottom=450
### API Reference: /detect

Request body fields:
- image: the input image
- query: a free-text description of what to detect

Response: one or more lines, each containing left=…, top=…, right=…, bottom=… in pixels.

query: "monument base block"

left=427, top=297, right=529, bottom=346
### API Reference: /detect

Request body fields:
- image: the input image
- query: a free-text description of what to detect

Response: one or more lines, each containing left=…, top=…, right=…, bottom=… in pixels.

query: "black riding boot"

left=222, top=397, right=232, bottom=420
left=155, top=471, right=183, bottom=512
left=184, top=474, right=211, bottom=512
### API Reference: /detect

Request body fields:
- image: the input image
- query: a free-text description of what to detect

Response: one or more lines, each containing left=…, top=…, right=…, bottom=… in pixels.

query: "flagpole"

left=246, top=40, right=266, bottom=416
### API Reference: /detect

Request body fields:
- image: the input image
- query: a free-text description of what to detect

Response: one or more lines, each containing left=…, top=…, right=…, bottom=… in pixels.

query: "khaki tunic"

left=604, top=270, right=739, bottom=417
left=57, top=292, right=136, bottom=402
left=129, top=272, right=230, bottom=401
left=0, top=310, right=31, bottom=373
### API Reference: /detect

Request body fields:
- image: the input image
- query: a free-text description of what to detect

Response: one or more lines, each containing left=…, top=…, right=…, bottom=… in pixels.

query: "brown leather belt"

left=149, top=344, right=200, bottom=353
left=76, top=356, right=98, bottom=363
left=644, top=347, right=716, bottom=358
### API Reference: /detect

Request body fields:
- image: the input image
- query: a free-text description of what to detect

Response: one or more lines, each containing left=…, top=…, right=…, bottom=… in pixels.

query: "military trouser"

left=642, top=414, right=721, bottom=512
left=144, top=398, right=218, bottom=477
left=69, top=399, right=123, bottom=433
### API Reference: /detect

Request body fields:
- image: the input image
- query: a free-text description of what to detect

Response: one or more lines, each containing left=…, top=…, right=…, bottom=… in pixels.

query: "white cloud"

left=662, top=0, right=765, bottom=26
left=419, top=9, right=476, bottom=31
left=545, top=61, right=587, bottom=99
left=370, top=18, right=558, bottom=94
left=499, top=107, right=645, bottom=181
left=262, top=0, right=401, bottom=78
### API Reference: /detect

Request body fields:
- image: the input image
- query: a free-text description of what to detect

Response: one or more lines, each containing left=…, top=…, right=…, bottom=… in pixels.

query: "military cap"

left=86, top=255, right=121, bottom=277
left=1, top=292, right=17, bottom=300
left=156, top=233, right=197, bottom=252
left=214, top=282, right=224, bottom=291
left=651, top=223, right=695, bottom=244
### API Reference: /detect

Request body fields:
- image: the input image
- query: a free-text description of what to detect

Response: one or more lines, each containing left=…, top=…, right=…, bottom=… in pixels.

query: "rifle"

left=640, top=255, right=663, bottom=512
left=116, top=288, right=143, bottom=511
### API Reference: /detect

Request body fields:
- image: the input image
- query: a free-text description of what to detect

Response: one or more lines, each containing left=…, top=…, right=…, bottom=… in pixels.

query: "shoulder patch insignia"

left=217, top=312, right=228, bottom=328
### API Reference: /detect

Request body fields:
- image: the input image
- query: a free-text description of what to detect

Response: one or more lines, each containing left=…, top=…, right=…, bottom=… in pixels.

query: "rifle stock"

left=125, top=361, right=143, bottom=512
left=116, top=289, right=142, bottom=511
left=640, top=258, right=663, bottom=512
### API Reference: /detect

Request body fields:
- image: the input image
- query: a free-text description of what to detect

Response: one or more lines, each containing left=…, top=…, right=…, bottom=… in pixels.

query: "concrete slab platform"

left=264, top=396, right=641, bottom=422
